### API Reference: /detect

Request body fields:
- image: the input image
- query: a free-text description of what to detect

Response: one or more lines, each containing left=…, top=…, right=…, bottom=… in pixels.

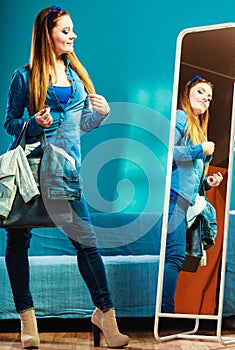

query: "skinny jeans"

left=161, top=192, right=190, bottom=313
left=5, top=195, right=114, bottom=313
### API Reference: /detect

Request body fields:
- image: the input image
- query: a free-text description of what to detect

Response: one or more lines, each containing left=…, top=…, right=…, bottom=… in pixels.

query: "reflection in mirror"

left=162, top=76, right=217, bottom=314
left=154, top=23, right=235, bottom=344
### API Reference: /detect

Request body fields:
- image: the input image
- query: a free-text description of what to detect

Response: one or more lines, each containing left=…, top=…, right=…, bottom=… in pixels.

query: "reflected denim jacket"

left=171, top=110, right=212, bottom=205
left=200, top=199, right=217, bottom=249
left=4, top=58, right=107, bottom=200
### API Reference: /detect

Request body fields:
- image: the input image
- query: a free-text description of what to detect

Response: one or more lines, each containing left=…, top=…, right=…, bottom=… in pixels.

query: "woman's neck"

left=50, top=56, right=71, bottom=86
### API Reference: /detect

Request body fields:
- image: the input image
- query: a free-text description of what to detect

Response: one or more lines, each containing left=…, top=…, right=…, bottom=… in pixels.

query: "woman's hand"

left=35, top=107, right=53, bottom=128
left=89, top=94, right=110, bottom=117
left=202, top=141, right=215, bottom=156
left=207, top=171, right=223, bottom=187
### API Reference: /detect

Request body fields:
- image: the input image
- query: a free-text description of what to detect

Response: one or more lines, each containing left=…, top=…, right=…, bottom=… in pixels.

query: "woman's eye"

left=62, top=29, right=69, bottom=34
left=196, top=87, right=212, bottom=102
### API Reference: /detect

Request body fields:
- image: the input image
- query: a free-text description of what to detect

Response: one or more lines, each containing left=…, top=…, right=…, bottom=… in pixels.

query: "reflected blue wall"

left=1, top=0, right=235, bottom=211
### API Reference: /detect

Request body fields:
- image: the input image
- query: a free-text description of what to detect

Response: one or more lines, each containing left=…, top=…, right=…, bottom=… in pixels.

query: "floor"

left=1, top=317, right=235, bottom=349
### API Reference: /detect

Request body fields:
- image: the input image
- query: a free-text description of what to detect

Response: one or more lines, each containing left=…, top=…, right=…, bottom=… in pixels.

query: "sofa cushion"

left=0, top=254, right=159, bottom=319
left=0, top=212, right=162, bottom=257
left=93, top=212, right=162, bottom=256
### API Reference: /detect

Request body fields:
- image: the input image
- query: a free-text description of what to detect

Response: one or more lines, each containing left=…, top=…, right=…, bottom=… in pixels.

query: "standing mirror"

left=154, top=23, right=235, bottom=345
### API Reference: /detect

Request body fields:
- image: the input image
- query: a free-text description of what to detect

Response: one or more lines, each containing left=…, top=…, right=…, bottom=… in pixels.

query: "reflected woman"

left=162, top=76, right=223, bottom=313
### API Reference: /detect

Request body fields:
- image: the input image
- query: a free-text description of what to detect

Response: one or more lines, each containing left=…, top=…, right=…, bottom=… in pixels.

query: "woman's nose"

left=71, top=31, right=77, bottom=39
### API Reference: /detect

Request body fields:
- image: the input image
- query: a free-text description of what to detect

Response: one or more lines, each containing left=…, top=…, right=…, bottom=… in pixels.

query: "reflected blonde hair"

left=29, top=6, right=95, bottom=115
left=178, top=77, right=213, bottom=145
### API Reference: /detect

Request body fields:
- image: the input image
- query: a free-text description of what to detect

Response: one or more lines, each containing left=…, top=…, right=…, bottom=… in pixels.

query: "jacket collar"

left=62, top=55, right=73, bottom=69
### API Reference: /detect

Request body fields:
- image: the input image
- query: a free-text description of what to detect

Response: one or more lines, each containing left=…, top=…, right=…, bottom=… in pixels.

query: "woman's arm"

left=4, top=68, right=43, bottom=139
left=4, top=69, right=28, bottom=136
left=173, top=110, right=204, bottom=162
left=80, top=94, right=109, bottom=132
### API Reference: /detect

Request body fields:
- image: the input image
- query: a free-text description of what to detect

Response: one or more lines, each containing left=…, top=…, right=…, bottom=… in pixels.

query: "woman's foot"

left=91, top=308, right=129, bottom=348
left=20, top=309, right=40, bottom=349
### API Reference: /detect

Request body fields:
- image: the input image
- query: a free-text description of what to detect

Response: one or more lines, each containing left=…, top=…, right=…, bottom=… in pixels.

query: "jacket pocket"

left=40, top=144, right=82, bottom=201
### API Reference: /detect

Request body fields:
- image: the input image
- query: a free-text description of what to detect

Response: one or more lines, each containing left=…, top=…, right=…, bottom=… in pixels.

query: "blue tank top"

left=53, top=86, right=72, bottom=108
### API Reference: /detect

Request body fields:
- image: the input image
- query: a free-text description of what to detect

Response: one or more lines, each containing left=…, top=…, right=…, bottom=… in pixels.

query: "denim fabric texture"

left=5, top=228, right=33, bottom=313
left=4, top=57, right=106, bottom=170
left=162, top=109, right=213, bottom=313
left=171, top=110, right=212, bottom=205
left=4, top=57, right=113, bottom=313
left=0, top=146, right=39, bottom=220
left=162, top=194, right=190, bottom=313
left=200, top=199, right=217, bottom=249
left=5, top=195, right=114, bottom=313
left=40, top=142, right=82, bottom=201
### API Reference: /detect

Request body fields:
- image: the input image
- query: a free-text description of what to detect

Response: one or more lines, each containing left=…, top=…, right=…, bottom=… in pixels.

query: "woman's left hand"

left=207, top=171, right=223, bottom=187
left=89, top=94, right=110, bottom=117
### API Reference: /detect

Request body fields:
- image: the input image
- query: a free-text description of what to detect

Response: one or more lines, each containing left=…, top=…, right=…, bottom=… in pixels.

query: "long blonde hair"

left=29, top=6, right=95, bottom=115
left=178, top=76, right=213, bottom=145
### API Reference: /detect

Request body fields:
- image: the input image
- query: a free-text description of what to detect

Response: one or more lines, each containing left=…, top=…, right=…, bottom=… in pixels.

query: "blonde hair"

left=29, top=6, right=95, bottom=115
left=178, top=77, right=213, bottom=145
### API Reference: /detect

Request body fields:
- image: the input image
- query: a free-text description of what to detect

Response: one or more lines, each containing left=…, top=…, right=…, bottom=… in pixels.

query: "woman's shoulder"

left=176, top=109, right=187, bottom=133
left=176, top=109, right=187, bottom=121
left=10, top=64, right=30, bottom=89
left=12, top=64, right=30, bottom=78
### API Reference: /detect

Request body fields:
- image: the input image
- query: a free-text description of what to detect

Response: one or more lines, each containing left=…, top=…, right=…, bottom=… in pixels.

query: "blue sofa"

left=0, top=212, right=161, bottom=319
left=0, top=211, right=234, bottom=320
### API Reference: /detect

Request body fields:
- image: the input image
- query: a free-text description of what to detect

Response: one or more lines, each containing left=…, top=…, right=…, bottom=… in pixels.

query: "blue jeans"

left=5, top=195, right=114, bottom=313
left=161, top=193, right=189, bottom=313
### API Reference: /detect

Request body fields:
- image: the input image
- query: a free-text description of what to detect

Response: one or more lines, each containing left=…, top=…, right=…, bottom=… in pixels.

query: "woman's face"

left=51, top=14, right=77, bottom=57
left=189, top=82, right=213, bottom=116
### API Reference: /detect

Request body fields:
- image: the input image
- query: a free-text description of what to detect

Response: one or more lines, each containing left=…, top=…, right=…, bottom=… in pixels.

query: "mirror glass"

left=155, top=23, right=235, bottom=322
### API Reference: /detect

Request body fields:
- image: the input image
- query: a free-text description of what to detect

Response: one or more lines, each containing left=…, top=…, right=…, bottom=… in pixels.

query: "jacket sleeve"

left=203, top=176, right=212, bottom=191
left=4, top=68, right=43, bottom=139
left=80, top=96, right=108, bottom=132
left=173, top=110, right=204, bottom=162
left=4, top=69, right=28, bottom=137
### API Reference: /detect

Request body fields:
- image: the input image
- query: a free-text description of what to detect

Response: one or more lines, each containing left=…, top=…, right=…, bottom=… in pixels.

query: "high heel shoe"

left=91, top=308, right=129, bottom=348
left=19, top=309, right=40, bottom=349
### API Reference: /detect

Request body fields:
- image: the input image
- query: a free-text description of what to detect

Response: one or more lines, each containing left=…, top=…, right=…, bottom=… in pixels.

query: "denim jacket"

left=4, top=57, right=107, bottom=170
left=171, top=110, right=212, bottom=205
left=4, top=58, right=107, bottom=200
left=0, top=145, right=40, bottom=219
left=200, top=198, right=217, bottom=249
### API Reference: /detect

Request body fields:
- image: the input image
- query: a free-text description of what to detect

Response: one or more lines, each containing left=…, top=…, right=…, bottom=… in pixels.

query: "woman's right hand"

left=202, top=141, right=215, bottom=155
left=35, top=107, right=53, bottom=128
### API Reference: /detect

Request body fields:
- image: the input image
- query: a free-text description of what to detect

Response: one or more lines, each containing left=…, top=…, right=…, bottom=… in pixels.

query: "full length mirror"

left=155, top=23, right=235, bottom=341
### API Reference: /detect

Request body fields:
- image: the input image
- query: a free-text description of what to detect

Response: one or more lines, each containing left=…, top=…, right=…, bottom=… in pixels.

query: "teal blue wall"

left=1, top=0, right=235, bottom=211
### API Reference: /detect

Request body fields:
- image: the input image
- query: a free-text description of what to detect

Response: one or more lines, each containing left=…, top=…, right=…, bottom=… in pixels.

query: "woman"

left=4, top=6, right=129, bottom=349
left=161, top=75, right=223, bottom=313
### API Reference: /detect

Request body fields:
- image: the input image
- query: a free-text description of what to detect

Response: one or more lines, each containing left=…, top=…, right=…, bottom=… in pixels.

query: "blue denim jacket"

left=4, top=57, right=107, bottom=200
left=4, top=57, right=106, bottom=170
left=171, top=110, right=212, bottom=205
